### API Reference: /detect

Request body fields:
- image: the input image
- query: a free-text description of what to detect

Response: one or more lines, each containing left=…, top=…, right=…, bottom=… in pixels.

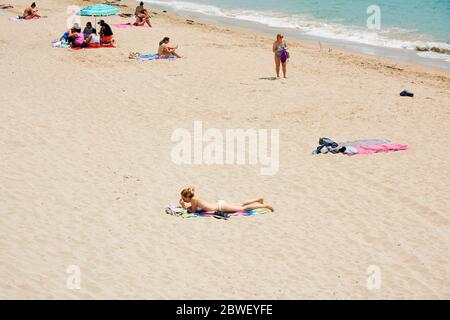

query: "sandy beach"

left=1, top=0, right=449, bottom=299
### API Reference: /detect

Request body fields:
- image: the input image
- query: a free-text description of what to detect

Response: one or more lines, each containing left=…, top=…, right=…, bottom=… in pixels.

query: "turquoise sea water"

left=144, top=0, right=450, bottom=66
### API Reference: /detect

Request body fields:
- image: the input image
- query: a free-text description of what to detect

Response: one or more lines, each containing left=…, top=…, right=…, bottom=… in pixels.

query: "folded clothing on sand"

left=138, top=54, right=175, bottom=61
left=165, top=206, right=270, bottom=219
left=52, top=40, right=69, bottom=48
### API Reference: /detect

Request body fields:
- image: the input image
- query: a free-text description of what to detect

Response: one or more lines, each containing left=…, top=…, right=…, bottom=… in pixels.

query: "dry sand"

left=1, top=0, right=449, bottom=299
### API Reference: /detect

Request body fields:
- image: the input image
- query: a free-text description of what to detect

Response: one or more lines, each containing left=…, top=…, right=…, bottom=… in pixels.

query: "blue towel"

left=138, top=54, right=175, bottom=61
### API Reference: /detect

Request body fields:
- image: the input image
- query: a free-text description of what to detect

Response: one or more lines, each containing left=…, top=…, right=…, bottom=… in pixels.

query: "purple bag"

left=280, top=50, right=289, bottom=63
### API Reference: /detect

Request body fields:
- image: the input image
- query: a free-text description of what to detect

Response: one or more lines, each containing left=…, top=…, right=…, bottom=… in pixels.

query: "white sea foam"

left=144, top=0, right=450, bottom=62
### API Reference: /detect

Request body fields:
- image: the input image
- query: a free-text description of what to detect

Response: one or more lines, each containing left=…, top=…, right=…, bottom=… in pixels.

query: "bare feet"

left=266, top=205, right=275, bottom=212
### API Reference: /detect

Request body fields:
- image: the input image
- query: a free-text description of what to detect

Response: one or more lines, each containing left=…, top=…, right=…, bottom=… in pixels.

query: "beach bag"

left=319, top=137, right=338, bottom=148
left=280, top=50, right=289, bottom=63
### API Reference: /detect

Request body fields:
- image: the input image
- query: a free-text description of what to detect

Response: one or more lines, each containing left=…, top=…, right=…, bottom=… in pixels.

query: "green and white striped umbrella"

left=79, top=4, right=119, bottom=17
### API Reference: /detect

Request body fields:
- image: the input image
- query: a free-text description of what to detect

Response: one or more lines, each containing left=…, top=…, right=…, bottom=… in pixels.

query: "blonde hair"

left=181, top=187, right=195, bottom=199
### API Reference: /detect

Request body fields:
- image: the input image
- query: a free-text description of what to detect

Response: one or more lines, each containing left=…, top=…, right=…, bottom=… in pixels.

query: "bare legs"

left=241, top=198, right=264, bottom=206
left=275, top=56, right=280, bottom=78
left=274, top=56, right=287, bottom=78
left=162, top=50, right=182, bottom=58
left=220, top=199, right=274, bottom=213
left=135, top=14, right=152, bottom=27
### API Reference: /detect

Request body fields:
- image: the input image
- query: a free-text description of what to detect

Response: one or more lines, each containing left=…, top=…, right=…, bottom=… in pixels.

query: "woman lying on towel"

left=179, top=187, right=274, bottom=214
left=158, top=37, right=182, bottom=58
left=23, top=2, right=45, bottom=19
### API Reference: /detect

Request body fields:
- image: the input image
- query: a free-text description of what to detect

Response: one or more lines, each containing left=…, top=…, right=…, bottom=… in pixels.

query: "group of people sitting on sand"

left=60, top=20, right=114, bottom=48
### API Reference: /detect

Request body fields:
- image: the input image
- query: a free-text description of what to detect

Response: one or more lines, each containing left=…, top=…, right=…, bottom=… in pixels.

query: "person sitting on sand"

left=98, top=20, right=114, bottom=44
left=273, top=33, right=288, bottom=78
left=135, top=1, right=144, bottom=16
left=179, top=187, right=274, bottom=214
left=60, top=23, right=79, bottom=43
left=68, top=27, right=84, bottom=48
left=135, top=9, right=152, bottom=27
left=83, top=22, right=93, bottom=39
left=158, top=37, right=181, bottom=58
left=23, top=2, right=44, bottom=19
left=83, top=28, right=100, bottom=47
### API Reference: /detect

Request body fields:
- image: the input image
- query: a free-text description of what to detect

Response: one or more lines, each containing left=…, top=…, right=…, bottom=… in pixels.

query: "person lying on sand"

left=135, top=9, right=152, bottom=27
left=98, top=20, right=114, bottom=44
left=179, top=187, right=274, bottom=214
left=23, top=2, right=45, bottom=19
left=158, top=37, right=182, bottom=58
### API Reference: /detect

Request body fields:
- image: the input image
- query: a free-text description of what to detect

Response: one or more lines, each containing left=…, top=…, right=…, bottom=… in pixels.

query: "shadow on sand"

left=259, top=77, right=278, bottom=81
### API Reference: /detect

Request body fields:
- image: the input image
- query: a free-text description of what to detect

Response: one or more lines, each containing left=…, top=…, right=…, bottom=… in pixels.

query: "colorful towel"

left=351, top=143, right=409, bottom=155
left=138, top=54, right=175, bottom=61
left=165, top=206, right=270, bottom=219
left=339, top=139, right=391, bottom=147
left=70, top=43, right=116, bottom=50
left=111, top=23, right=146, bottom=28
left=10, top=15, right=40, bottom=21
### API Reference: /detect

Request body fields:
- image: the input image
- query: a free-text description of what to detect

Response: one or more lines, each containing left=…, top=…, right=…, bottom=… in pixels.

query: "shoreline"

left=140, top=0, right=450, bottom=71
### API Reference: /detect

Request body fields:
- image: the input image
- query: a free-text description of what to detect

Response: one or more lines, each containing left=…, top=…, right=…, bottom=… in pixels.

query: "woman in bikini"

left=135, top=8, right=152, bottom=27
left=23, top=2, right=44, bottom=19
left=179, top=187, right=274, bottom=215
left=273, top=33, right=288, bottom=78
left=158, top=37, right=182, bottom=58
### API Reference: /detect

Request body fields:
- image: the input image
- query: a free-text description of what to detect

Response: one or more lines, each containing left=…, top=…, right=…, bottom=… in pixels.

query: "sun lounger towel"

left=165, top=205, right=270, bottom=219
left=10, top=15, right=40, bottom=21
left=138, top=54, right=176, bottom=61
left=350, top=143, right=409, bottom=156
left=338, top=139, right=391, bottom=147
left=111, top=23, right=146, bottom=28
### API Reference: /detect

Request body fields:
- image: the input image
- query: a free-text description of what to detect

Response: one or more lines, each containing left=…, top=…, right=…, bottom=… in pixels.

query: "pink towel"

left=354, top=143, right=409, bottom=155
left=111, top=23, right=146, bottom=28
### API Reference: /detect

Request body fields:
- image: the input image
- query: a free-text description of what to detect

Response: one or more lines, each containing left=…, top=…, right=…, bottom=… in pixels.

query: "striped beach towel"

left=165, top=206, right=270, bottom=219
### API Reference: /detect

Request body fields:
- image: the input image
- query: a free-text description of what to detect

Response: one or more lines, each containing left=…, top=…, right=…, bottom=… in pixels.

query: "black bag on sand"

left=319, top=137, right=338, bottom=148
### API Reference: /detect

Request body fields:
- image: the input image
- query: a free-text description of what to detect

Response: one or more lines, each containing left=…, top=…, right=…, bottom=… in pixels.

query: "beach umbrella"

left=78, top=4, right=119, bottom=27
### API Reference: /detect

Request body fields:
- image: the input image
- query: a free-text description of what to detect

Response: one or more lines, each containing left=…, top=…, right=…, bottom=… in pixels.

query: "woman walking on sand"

left=273, top=34, right=289, bottom=78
